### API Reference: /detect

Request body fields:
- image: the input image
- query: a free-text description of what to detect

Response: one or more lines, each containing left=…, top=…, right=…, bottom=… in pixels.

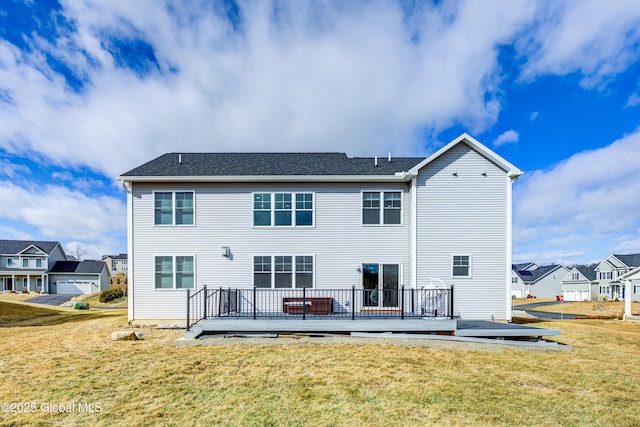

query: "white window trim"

left=252, top=192, right=315, bottom=228
left=6, top=258, right=16, bottom=268
left=360, top=190, right=404, bottom=226
left=153, top=254, right=196, bottom=290
left=252, top=254, right=316, bottom=289
left=152, top=190, right=196, bottom=227
left=451, top=254, right=472, bottom=278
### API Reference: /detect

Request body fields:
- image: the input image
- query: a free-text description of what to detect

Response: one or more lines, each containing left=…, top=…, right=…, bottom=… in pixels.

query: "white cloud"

left=493, top=130, right=519, bottom=147
left=0, top=180, right=126, bottom=242
left=514, top=130, right=640, bottom=263
left=626, top=93, right=640, bottom=108
left=0, top=1, right=540, bottom=178
left=518, top=0, right=640, bottom=88
left=528, top=111, right=539, bottom=121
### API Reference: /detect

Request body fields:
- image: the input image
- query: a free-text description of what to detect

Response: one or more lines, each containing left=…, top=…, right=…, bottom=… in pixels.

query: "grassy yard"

left=1, top=299, right=639, bottom=426
left=514, top=298, right=640, bottom=318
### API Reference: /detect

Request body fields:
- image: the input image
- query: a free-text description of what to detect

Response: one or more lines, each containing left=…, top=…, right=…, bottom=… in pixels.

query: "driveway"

left=26, top=294, right=79, bottom=306
left=513, top=300, right=582, bottom=320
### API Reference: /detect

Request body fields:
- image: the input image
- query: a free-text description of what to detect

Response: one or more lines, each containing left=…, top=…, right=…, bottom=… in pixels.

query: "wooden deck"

left=184, top=318, right=560, bottom=340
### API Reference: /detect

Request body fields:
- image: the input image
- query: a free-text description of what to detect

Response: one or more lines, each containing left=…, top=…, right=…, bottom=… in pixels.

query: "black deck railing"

left=187, top=286, right=454, bottom=330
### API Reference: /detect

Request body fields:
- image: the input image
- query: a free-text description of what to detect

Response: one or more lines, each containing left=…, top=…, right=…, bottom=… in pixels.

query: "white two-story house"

left=594, top=254, right=640, bottom=300
left=1, top=240, right=67, bottom=293
left=118, top=134, right=523, bottom=322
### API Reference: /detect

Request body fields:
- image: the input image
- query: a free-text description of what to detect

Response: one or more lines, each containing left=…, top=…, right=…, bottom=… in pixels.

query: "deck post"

left=218, top=287, right=223, bottom=317
left=202, top=286, right=208, bottom=320
left=401, top=286, right=405, bottom=320
left=450, top=285, right=454, bottom=319
left=186, top=289, right=191, bottom=331
left=302, top=286, right=307, bottom=320
left=351, top=286, right=355, bottom=320
left=411, top=288, right=415, bottom=314
left=253, top=286, right=257, bottom=320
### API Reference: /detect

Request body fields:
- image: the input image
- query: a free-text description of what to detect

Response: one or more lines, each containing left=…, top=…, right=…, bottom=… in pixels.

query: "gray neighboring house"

left=561, top=265, right=597, bottom=301
left=511, top=262, right=539, bottom=298
left=514, top=265, right=570, bottom=298
left=594, top=253, right=640, bottom=300
left=0, top=240, right=67, bottom=293
left=48, top=260, right=110, bottom=294
left=118, top=133, right=523, bottom=322
left=101, top=253, right=128, bottom=275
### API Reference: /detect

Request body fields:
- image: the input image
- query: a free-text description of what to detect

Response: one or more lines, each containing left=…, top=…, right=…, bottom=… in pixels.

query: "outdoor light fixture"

left=221, top=246, right=231, bottom=258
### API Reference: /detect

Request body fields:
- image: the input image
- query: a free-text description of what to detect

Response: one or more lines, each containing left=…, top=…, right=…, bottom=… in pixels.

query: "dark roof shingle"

left=49, top=260, right=106, bottom=275
left=120, top=152, right=424, bottom=177
left=0, top=240, right=60, bottom=255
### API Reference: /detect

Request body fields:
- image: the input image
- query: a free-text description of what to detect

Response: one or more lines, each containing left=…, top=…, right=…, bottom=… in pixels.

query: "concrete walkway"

left=513, top=301, right=582, bottom=320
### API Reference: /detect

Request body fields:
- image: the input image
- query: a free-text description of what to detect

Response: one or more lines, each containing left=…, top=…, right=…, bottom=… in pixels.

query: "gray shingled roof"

left=517, top=265, right=565, bottom=283
left=575, top=265, right=598, bottom=281
left=120, top=153, right=424, bottom=177
left=0, top=240, right=60, bottom=255
left=49, top=260, right=106, bottom=274
left=614, top=253, right=640, bottom=268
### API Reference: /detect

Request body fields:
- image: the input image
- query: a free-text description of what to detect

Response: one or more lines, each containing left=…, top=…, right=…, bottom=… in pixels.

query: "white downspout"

left=506, top=176, right=514, bottom=321
left=411, top=176, right=418, bottom=289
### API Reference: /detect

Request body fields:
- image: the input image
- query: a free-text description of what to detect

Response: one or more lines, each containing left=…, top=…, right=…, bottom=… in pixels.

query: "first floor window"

left=274, top=256, right=292, bottom=288
left=254, top=255, right=314, bottom=288
left=295, top=256, right=313, bottom=288
left=452, top=255, right=471, bottom=277
left=155, top=256, right=194, bottom=289
left=253, top=256, right=272, bottom=288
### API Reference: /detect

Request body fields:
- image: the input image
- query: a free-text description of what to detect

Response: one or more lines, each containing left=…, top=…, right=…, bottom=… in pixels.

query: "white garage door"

left=56, top=281, right=94, bottom=294
left=564, top=290, right=589, bottom=302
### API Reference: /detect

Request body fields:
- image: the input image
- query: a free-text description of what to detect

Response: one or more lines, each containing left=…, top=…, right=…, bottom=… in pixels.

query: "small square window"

left=452, top=255, right=470, bottom=277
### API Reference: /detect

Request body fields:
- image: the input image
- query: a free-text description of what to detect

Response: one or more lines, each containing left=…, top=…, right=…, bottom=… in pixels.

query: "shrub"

left=99, top=287, right=124, bottom=303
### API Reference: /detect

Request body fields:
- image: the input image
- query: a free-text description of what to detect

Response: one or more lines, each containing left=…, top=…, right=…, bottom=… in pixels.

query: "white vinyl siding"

left=415, top=143, right=509, bottom=320
left=130, top=182, right=409, bottom=319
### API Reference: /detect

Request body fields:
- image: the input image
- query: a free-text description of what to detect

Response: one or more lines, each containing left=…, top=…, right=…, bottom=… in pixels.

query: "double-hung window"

left=362, top=191, right=402, bottom=225
left=6, top=258, right=14, bottom=268
left=154, top=255, right=195, bottom=289
left=154, top=191, right=194, bottom=225
left=253, top=192, right=314, bottom=227
left=22, top=258, right=29, bottom=268
left=36, top=258, right=43, bottom=268
left=253, top=255, right=314, bottom=288
left=452, top=255, right=471, bottom=278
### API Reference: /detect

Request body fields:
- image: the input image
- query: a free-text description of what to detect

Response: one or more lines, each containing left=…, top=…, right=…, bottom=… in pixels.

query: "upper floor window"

left=599, top=271, right=612, bottom=280
left=6, top=258, right=14, bottom=268
left=362, top=191, right=402, bottom=225
left=154, top=191, right=194, bottom=225
left=22, top=258, right=29, bottom=268
left=511, top=276, right=519, bottom=284
left=452, top=255, right=471, bottom=277
left=253, top=193, right=314, bottom=227
left=36, top=258, right=43, bottom=268
left=572, top=272, right=580, bottom=280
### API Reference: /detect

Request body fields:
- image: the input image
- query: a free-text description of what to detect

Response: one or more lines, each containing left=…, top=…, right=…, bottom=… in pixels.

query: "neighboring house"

left=48, top=260, right=110, bottom=294
left=594, top=254, right=640, bottom=300
left=561, top=265, right=597, bottom=301
left=118, top=133, right=523, bottom=322
left=514, top=265, right=570, bottom=298
left=0, top=240, right=110, bottom=295
left=0, top=240, right=67, bottom=293
left=101, top=254, right=128, bottom=275
left=511, top=262, right=539, bottom=298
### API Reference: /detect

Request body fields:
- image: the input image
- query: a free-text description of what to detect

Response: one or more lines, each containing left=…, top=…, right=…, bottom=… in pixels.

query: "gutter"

left=116, top=173, right=416, bottom=184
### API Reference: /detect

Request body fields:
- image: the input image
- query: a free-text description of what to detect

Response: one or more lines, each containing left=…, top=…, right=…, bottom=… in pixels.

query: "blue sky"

left=0, top=0, right=639, bottom=265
